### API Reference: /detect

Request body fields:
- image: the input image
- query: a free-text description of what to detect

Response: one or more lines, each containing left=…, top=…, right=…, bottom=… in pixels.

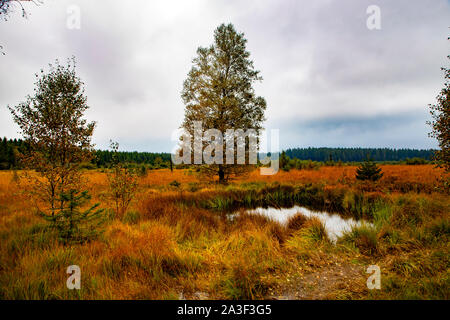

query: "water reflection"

left=232, top=206, right=373, bottom=243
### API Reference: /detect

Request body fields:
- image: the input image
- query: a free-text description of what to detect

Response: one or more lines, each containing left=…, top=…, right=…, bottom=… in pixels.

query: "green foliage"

left=301, top=219, right=329, bottom=243
left=1, top=139, right=437, bottom=170
left=169, top=180, right=181, bottom=188
left=428, top=44, right=450, bottom=171
left=356, top=158, right=384, bottom=181
left=8, top=58, right=95, bottom=167
left=285, top=147, right=434, bottom=162
left=372, top=204, right=392, bottom=227
left=405, top=157, right=428, bottom=165
left=122, top=210, right=141, bottom=225
left=39, top=189, right=105, bottom=244
left=138, top=164, right=148, bottom=177
left=426, top=219, right=450, bottom=242
left=0, top=137, right=27, bottom=169
left=181, top=23, right=266, bottom=182
left=93, top=149, right=171, bottom=168
left=207, top=196, right=233, bottom=211
left=279, top=151, right=290, bottom=171
left=278, top=151, right=323, bottom=171
left=339, top=224, right=378, bottom=255
left=8, top=58, right=96, bottom=216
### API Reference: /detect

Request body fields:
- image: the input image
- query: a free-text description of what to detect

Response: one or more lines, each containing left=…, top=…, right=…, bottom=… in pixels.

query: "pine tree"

left=7, top=144, right=15, bottom=168
left=280, top=151, right=290, bottom=171
left=356, top=158, right=383, bottom=181
left=40, top=189, right=104, bottom=244
left=0, top=138, right=7, bottom=167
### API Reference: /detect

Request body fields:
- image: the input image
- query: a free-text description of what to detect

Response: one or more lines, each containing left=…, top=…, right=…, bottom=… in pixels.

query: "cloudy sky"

left=1, top=0, right=449, bottom=152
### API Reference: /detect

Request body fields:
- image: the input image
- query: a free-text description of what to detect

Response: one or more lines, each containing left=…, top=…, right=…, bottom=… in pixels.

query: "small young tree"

left=40, top=189, right=104, bottom=244
left=8, top=58, right=96, bottom=217
left=428, top=41, right=449, bottom=172
left=280, top=151, right=291, bottom=172
left=138, top=164, right=148, bottom=177
left=107, top=141, right=138, bottom=217
left=356, top=158, right=383, bottom=182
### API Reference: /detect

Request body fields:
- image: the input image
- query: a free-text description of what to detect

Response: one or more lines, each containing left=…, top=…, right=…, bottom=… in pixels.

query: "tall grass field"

left=0, top=165, right=448, bottom=300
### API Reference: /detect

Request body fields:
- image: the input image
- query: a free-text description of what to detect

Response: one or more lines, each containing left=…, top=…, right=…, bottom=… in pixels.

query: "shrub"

left=107, top=142, right=138, bottom=217
left=405, top=157, right=428, bottom=165
left=138, top=164, right=148, bottom=177
left=169, top=180, right=181, bottom=189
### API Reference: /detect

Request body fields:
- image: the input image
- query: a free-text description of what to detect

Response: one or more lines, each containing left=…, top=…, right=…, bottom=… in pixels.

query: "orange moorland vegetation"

left=0, top=165, right=448, bottom=300
left=75, top=164, right=444, bottom=186
left=0, top=165, right=445, bottom=218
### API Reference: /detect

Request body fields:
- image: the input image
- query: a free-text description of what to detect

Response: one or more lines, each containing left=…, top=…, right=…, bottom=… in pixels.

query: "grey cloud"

left=271, top=109, right=436, bottom=149
left=0, top=0, right=448, bottom=152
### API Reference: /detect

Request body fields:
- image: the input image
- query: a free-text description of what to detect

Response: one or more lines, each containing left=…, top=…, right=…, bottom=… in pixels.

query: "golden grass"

left=243, top=164, right=440, bottom=183
left=0, top=165, right=448, bottom=300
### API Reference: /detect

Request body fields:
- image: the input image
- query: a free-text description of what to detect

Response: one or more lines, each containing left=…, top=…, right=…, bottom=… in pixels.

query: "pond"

left=231, top=206, right=373, bottom=243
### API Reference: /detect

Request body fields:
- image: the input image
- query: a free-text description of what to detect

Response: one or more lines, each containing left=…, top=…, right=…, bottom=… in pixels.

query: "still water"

left=232, top=206, right=373, bottom=243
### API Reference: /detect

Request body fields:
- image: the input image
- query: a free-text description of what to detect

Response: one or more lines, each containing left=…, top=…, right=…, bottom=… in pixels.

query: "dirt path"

left=266, top=256, right=368, bottom=300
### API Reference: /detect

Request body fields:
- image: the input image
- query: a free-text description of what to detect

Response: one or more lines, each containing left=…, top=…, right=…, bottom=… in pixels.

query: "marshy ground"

left=0, top=165, right=448, bottom=300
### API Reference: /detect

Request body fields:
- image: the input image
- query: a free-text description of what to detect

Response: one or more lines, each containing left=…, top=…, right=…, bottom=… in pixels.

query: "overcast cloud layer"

left=1, top=0, right=449, bottom=152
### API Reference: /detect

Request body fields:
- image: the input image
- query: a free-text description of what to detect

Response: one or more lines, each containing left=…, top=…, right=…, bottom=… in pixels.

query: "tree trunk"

left=218, top=165, right=225, bottom=183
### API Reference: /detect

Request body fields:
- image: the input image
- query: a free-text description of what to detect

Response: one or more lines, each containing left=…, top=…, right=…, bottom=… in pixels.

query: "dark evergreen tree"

left=356, top=158, right=384, bottom=181
left=284, top=147, right=434, bottom=162
left=39, top=189, right=104, bottom=244
left=280, top=151, right=290, bottom=171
